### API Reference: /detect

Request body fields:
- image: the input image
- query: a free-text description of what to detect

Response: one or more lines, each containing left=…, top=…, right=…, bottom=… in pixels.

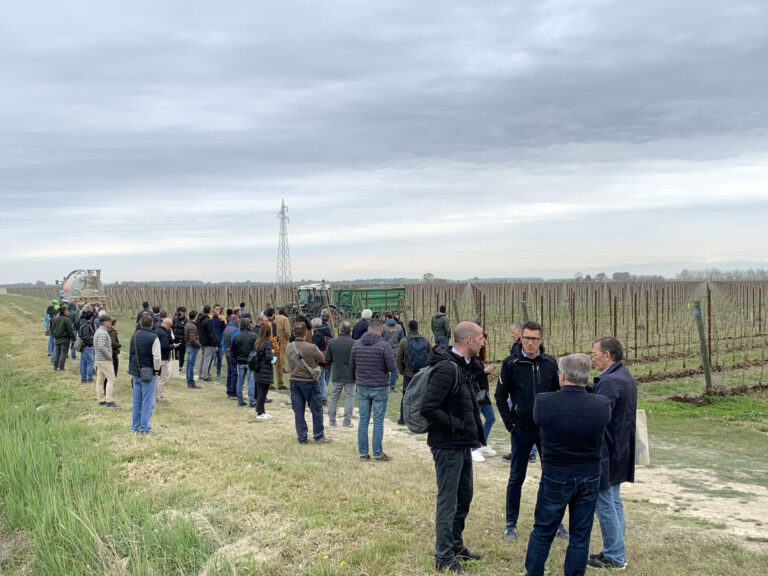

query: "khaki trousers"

left=275, top=339, right=288, bottom=388
left=156, top=360, right=169, bottom=402
left=95, top=360, right=115, bottom=403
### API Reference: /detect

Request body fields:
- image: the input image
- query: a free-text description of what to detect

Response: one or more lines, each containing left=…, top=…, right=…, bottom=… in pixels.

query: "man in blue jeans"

left=588, top=337, right=637, bottom=570
left=231, top=318, right=259, bottom=406
left=350, top=318, right=396, bottom=461
left=128, top=315, right=161, bottom=435
left=286, top=323, right=331, bottom=445
left=524, top=353, right=611, bottom=576
left=495, top=321, right=567, bottom=542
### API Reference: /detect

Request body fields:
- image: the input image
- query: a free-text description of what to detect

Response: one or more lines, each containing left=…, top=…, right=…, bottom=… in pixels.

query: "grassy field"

left=0, top=293, right=766, bottom=575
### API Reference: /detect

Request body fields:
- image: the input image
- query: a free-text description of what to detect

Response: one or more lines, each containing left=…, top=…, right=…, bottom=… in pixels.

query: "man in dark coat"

left=494, top=321, right=565, bottom=542
left=324, top=320, right=356, bottom=427
left=50, top=306, right=74, bottom=371
left=524, top=353, right=611, bottom=576
left=587, top=337, right=637, bottom=570
left=352, top=308, right=372, bottom=340
left=198, top=305, right=218, bottom=382
left=420, top=321, right=485, bottom=573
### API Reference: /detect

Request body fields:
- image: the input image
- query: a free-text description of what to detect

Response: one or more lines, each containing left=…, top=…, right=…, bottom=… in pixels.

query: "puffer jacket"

left=184, top=320, right=201, bottom=349
left=350, top=331, right=395, bottom=387
left=93, top=326, right=113, bottom=362
left=420, top=345, right=485, bottom=449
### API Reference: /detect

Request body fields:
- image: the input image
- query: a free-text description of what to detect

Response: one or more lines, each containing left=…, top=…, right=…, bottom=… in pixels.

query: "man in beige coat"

left=94, top=315, right=118, bottom=407
left=275, top=308, right=292, bottom=390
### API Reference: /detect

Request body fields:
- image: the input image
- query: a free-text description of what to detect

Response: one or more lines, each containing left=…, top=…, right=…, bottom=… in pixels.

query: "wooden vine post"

left=694, top=299, right=714, bottom=395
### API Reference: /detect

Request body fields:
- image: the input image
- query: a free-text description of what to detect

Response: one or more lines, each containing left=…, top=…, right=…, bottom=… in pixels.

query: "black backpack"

left=402, top=361, right=459, bottom=433
left=407, top=335, right=428, bottom=372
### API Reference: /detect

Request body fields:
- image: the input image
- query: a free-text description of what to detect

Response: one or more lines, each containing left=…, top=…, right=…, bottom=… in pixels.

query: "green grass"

left=2, top=293, right=768, bottom=575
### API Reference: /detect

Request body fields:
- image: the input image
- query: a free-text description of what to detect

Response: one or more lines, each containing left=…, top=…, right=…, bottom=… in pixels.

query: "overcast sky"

left=1, top=0, right=766, bottom=284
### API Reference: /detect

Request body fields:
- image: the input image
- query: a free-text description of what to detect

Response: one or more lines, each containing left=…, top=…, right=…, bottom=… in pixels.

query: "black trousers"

left=255, top=380, right=270, bottom=414
left=53, top=339, right=70, bottom=370
left=431, top=446, right=473, bottom=565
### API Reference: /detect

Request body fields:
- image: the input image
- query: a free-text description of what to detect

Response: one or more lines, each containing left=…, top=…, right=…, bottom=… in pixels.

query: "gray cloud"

left=0, top=1, right=766, bottom=282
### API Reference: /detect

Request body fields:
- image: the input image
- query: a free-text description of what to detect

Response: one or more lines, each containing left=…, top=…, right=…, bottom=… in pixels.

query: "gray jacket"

left=93, top=326, right=113, bottom=362
left=324, top=333, right=355, bottom=383
left=350, top=331, right=396, bottom=388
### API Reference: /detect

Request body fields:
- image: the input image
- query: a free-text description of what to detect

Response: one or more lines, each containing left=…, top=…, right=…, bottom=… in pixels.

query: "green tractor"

left=284, top=284, right=407, bottom=324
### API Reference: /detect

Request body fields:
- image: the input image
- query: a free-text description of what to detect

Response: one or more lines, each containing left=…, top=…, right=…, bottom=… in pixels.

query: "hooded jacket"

left=420, top=345, right=484, bottom=450
left=431, top=312, right=450, bottom=338
left=350, top=331, right=396, bottom=387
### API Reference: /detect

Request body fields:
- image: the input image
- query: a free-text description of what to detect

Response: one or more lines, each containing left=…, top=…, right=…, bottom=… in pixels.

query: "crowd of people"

left=43, top=299, right=638, bottom=576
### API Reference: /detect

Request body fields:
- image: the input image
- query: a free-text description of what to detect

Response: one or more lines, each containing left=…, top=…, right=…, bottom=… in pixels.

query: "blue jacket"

left=350, top=331, right=395, bottom=387
left=352, top=319, right=369, bottom=340
left=534, top=386, right=611, bottom=478
left=593, top=361, right=638, bottom=488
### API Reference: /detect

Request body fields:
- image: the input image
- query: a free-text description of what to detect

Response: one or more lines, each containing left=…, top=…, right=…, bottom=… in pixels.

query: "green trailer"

left=334, top=286, right=406, bottom=318
left=286, top=284, right=407, bottom=324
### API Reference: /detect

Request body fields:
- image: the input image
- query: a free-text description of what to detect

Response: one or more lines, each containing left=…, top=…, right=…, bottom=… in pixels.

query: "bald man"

left=154, top=317, right=179, bottom=404
left=421, top=321, right=486, bottom=572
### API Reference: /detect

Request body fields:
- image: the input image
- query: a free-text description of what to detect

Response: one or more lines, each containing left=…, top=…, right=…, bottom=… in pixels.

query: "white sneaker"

left=479, top=445, right=497, bottom=456
left=257, top=413, right=272, bottom=420
left=471, top=449, right=485, bottom=462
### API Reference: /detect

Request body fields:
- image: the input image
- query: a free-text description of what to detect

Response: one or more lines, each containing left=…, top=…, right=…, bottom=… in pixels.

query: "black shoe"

left=265, top=398, right=272, bottom=403
left=396, top=419, right=405, bottom=426
left=98, top=401, right=106, bottom=406
left=587, top=552, right=626, bottom=570
left=502, top=453, right=512, bottom=462
left=455, top=547, right=482, bottom=561
left=528, top=452, right=537, bottom=463
left=237, top=401, right=247, bottom=407
left=104, top=402, right=119, bottom=408
left=360, top=454, right=371, bottom=461
left=556, top=524, right=569, bottom=540
left=249, top=402, right=257, bottom=408
left=436, top=559, right=467, bottom=573
left=503, top=526, right=518, bottom=541
left=188, top=384, right=202, bottom=389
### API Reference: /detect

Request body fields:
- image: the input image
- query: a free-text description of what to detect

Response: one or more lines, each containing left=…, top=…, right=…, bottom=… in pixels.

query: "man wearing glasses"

left=587, top=337, right=637, bottom=570
left=495, top=321, right=566, bottom=542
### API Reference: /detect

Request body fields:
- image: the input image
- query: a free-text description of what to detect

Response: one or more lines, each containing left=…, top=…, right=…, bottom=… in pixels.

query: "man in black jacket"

left=495, top=321, right=563, bottom=542
left=324, top=320, right=356, bottom=427
left=421, top=321, right=485, bottom=573
left=231, top=318, right=259, bottom=406
left=198, top=305, right=218, bottom=382
left=172, top=307, right=187, bottom=368
left=50, top=306, right=74, bottom=371
left=524, top=353, right=611, bottom=576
